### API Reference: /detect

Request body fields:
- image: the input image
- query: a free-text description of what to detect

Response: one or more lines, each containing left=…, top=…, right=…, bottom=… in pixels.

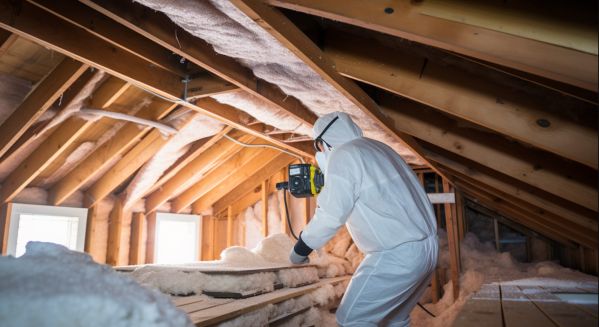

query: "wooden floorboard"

left=501, top=285, right=557, bottom=327
left=452, top=284, right=502, bottom=327
left=519, top=286, right=597, bottom=327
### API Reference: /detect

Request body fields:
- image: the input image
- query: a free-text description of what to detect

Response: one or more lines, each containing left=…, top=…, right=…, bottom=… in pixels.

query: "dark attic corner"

left=0, top=0, right=596, bottom=326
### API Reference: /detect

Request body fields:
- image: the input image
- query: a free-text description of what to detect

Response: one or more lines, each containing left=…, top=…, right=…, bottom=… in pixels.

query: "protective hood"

left=313, top=112, right=363, bottom=148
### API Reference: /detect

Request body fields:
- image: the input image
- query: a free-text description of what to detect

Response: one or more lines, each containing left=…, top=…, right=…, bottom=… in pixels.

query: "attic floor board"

left=453, top=283, right=598, bottom=327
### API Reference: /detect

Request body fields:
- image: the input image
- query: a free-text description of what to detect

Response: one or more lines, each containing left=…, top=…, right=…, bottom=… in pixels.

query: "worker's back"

left=327, top=136, right=437, bottom=253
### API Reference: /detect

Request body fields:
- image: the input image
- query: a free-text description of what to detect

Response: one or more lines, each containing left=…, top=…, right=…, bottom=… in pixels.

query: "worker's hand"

left=289, top=248, right=310, bottom=264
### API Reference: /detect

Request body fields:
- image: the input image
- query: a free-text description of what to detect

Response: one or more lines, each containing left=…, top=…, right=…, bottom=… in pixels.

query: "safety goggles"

left=313, top=116, right=339, bottom=152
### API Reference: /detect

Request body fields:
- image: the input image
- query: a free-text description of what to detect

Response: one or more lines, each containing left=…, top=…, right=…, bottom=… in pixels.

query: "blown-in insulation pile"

left=134, top=0, right=423, bottom=164
left=0, top=242, right=192, bottom=327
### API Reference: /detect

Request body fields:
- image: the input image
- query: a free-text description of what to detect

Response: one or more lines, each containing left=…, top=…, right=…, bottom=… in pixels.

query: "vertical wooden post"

left=226, top=206, right=233, bottom=247
left=434, top=175, right=442, bottom=226
left=455, top=191, right=466, bottom=241
left=106, top=198, right=123, bottom=266
left=129, top=212, right=145, bottom=265
left=210, top=216, right=216, bottom=260
left=443, top=178, right=460, bottom=301
left=419, top=173, right=440, bottom=303
left=198, top=216, right=203, bottom=261
left=493, top=218, right=501, bottom=251
left=145, top=211, right=157, bottom=264
left=84, top=205, right=96, bottom=255
left=0, top=203, right=13, bottom=255
left=263, top=181, right=269, bottom=237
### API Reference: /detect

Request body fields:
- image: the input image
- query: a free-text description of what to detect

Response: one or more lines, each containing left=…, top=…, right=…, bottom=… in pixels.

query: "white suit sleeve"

left=301, top=151, right=360, bottom=250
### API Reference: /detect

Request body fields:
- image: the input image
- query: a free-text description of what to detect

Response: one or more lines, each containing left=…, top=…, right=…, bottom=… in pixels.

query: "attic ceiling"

left=0, top=0, right=596, bottom=250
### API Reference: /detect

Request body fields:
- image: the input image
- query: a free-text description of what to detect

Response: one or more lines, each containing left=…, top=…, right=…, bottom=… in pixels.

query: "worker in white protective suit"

left=289, top=112, right=438, bottom=327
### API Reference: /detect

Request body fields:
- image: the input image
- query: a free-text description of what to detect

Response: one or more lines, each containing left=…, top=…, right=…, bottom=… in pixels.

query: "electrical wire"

left=282, top=188, right=299, bottom=240
left=79, top=108, right=179, bottom=135
left=223, top=134, right=305, bottom=163
left=417, top=302, right=436, bottom=317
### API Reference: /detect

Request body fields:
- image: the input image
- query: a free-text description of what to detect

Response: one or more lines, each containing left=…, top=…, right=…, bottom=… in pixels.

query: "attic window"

left=6, top=203, right=88, bottom=257
left=154, top=213, right=201, bottom=264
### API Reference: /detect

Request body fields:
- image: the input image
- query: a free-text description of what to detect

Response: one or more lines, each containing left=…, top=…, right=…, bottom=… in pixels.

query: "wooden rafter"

left=145, top=132, right=255, bottom=213
left=425, top=150, right=597, bottom=232
left=79, top=0, right=317, bottom=126
left=0, top=70, right=124, bottom=204
left=231, top=0, right=438, bottom=171
left=267, top=0, right=598, bottom=91
left=49, top=99, right=177, bottom=206
left=0, top=30, right=18, bottom=57
left=28, top=0, right=188, bottom=76
left=192, top=153, right=295, bottom=214
left=324, top=32, right=597, bottom=169
left=379, top=96, right=597, bottom=211
left=85, top=113, right=200, bottom=207
left=452, top=174, right=595, bottom=248
left=172, top=146, right=279, bottom=213
left=0, top=1, right=312, bottom=158
left=0, top=58, right=87, bottom=159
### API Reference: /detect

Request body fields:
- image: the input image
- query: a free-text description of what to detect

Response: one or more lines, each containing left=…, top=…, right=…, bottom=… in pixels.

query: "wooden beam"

left=0, top=71, right=120, bottom=204
left=186, top=75, right=240, bottom=100
left=192, top=153, right=295, bottom=214
left=324, top=32, right=597, bottom=168
left=106, top=198, right=123, bottom=266
left=50, top=99, right=176, bottom=205
left=261, top=180, right=268, bottom=237
left=28, top=0, right=187, bottom=76
left=129, top=212, right=146, bottom=265
left=425, top=149, right=597, bottom=232
left=145, top=211, right=157, bottom=264
left=80, top=0, right=316, bottom=126
left=0, top=203, right=13, bottom=255
left=85, top=113, right=199, bottom=207
left=145, top=132, right=254, bottom=213
left=83, top=205, right=99, bottom=261
left=210, top=216, right=216, bottom=260
left=218, top=170, right=285, bottom=217
left=172, top=147, right=278, bottom=213
left=380, top=96, right=597, bottom=211
left=455, top=191, right=466, bottom=242
left=0, top=58, right=87, bottom=159
left=0, top=0, right=311, bottom=158
left=0, top=31, right=18, bottom=58
left=442, top=179, right=460, bottom=301
left=268, top=0, right=598, bottom=91
left=231, top=0, right=435, bottom=170
left=450, top=172, right=597, bottom=249
left=226, top=206, right=233, bottom=247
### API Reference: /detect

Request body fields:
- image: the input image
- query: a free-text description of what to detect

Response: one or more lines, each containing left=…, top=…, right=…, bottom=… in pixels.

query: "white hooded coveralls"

left=301, top=112, right=438, bottom=327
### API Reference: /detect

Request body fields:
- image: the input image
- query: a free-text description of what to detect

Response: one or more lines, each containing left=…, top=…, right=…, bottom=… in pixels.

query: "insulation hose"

left=282, top=188, right=299, bottom=240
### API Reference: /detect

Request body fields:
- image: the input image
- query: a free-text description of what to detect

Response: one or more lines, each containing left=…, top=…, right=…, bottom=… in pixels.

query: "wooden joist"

left=192, top=153, right=295, bottom=214
left=145, top=132, right=254, bottom=213
left=380, top=97, right=597, bottom=211
left=425, top=150, right=596, bottom=232
left=28, top=0, right=188, bottom=76
left=79, top=0, right=317, bottom=126
left=268, top=0, right=598, bottom=91
left=231, top=0, right=435, bottom=170
left=172, top=147, right=279, bottom=213
left=0, top=70, right=122, bottom=204
left=0, top=57, right=87, bottom=159
left=86, top=112, right=200, bottom=208
left=0, top=0, right=311, bottom=159
left=324, top=32, right=597, bottom=169
left=49, top=99, right=177, bottom=206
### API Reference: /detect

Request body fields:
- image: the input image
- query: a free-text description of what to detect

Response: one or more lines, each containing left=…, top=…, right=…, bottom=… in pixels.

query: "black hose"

left=417, top=302, right=436, bottom=317
left=283, top=188, right=299, bottom=240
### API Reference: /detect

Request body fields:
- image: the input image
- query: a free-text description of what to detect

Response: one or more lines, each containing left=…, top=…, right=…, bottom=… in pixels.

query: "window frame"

left=6, top=203, right=88, bottom=256
left=154, top=212, right=201, bottom=264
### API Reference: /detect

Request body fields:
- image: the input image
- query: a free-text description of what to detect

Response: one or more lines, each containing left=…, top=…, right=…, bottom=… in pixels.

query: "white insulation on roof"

left=134, top=0, right=422, bottom=164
